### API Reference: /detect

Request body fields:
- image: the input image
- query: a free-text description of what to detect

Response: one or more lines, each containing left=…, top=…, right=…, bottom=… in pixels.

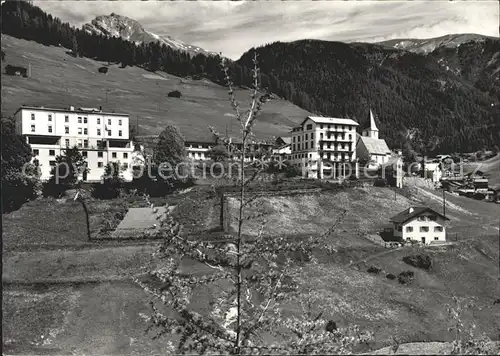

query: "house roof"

left=279, top=137, right=292, bottom=145
left=300, top=116, right=359, bottom=127
left=357, top=135, right=391, bottom=155
left=14, top=105, right=129, bottom=117
left=390, top=206, right=449, bottom=224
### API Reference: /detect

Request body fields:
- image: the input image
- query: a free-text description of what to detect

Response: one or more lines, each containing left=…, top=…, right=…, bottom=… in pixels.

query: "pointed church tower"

left=362, top=108, right=379, bottom=139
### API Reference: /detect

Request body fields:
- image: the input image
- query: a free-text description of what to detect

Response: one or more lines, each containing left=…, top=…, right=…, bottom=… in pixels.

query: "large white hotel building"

left=14, top=105, right=140, bottom=182
left=290, top=116, right=360, bottom=179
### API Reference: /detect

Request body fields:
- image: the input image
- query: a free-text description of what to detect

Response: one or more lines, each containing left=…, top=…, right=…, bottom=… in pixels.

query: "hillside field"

left=3, top=184, right=500, bottom=354
left=1, top=34, right=311, bottom=140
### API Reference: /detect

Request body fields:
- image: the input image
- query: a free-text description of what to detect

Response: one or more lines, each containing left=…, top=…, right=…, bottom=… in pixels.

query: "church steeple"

left=362, top=108, right=379, bottom=139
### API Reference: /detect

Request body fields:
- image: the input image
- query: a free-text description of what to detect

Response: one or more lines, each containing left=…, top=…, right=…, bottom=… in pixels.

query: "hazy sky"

left=37, top=1, right=499, bottom=60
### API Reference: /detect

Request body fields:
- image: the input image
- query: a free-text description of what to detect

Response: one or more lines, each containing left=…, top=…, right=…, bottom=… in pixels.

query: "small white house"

left=390, top=206, right=449, bottom=245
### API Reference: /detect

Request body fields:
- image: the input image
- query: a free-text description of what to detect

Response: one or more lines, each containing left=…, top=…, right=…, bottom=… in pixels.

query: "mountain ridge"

left=82, top=13, right=218, bottom=57
left=374, top=33, right=497, bottom=54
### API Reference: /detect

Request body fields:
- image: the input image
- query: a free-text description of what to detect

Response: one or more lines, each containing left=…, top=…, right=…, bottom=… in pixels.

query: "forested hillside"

left=2, top=1, right=499, bottom=153
left=236, top=40, right=500, bottom=154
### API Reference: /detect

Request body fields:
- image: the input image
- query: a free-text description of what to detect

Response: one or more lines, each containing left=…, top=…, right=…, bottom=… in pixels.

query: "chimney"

left=408, top=207, right=414, bottom=214
left=99, top=106, right=102, bottom=111
left=69, top=105, right=75, bottom=111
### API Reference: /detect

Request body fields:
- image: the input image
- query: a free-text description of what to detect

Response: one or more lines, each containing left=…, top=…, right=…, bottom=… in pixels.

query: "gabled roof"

left=358, top=135, right=391, bottom=155
left=390, top=206, right=449, bottom=224
left=300, top=116, right=359, bottom=127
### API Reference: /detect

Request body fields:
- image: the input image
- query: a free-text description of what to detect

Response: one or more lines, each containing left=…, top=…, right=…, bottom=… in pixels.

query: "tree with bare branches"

left=135, top=51, right=371, bottom=355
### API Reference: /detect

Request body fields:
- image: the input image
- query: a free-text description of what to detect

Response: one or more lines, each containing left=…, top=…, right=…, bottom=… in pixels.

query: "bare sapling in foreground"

left=135, top=51, right=372, bottom=355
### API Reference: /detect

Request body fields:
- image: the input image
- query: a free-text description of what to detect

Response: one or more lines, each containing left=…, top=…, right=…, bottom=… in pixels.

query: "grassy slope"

left=3, top=185, right=499, bottom=354
left=1, top=34, right=311, bottom=140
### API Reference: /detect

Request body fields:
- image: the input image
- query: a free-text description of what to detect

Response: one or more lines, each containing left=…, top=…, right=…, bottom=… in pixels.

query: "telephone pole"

left=442, top=188, right=446, bottom=218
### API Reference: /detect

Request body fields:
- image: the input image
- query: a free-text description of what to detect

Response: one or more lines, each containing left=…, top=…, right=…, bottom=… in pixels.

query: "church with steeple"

left=356, top=109, right=392, bottom=168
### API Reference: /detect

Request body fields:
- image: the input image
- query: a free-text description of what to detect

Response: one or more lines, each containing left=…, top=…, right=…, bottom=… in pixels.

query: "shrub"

left=285, top=165, right=300, bottom=178
left=373, top=178, right=387, bottom=187
left=386, top=273, right=396, bottom=280
left=367, top=266, right=382, bottom=274
left=92, top=162, right=124, bottom=199
left=168, top=90, right=182, bottom=98
left=398, top=270, right=415, bottom=285
left=403, top=254, right=432, bottom=270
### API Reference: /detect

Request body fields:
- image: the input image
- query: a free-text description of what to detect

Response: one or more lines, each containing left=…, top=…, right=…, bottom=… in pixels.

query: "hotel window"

left=305, top=133, right=308, bottom=140
left=84, top=128, right=88, bottom=135
left=417, top=216, right=426, bottom=221
left=65, top=139, right=70, bottom=147
left=434, top=226, right=443, bottom=232
left=98, top=162, right=103, bottom=168
left=306, top=124, right=313, bottom=130
left=48, top=126, right=53, bottom=133
left=118, top=130, right=122, bottom=137
left=311, top=133, right=314, bottom=140
left=65, top=115, right=69, bottom=123
left=305, top=142, right=308, bottom=149
left=82, top=151, right=88, bottom=157
left=78, top=128, right=82, bottom=134
left=97, top=129, right=101, bottom=136
left=78, top=117, right=82, bottom=124
left=84, top=117, right=88, bottom=124
left=65, top=126, right=69, bottom=134
left=97, top=118, right=101, bottom=124
left=420, top=226, right=429, bottom=232
left=429, top=215, right=437, bottom=221
left=320, top=124, right=324, bottom=129
left=123, top=153, right=128, bottom=159
left=107, top=130, right=112, bottom=136
left=33, top=149, right=39, bottom=156
left=49, top=161, right=56, bottom=167
left=123, top=163, right=129, bottom=169
left=49, top=149, right=55, bottom=156
left=119, top=119, right=122, bottom=126
left=406, top=226, right=413, bottom=232
left=112, top=152, right=117, bottom=158
left=84, top=140, right=88, bottom=148
left=78, top=140, right=82, bottom=148
left=293, top=137, right=296, bottom=142
left=434, top=237, right=439, bottom=240
left=108, top=119, right=111, bottom=125
left=31, top=113, right=35, bottom=120
left=98, top=152, right=103, bottom=158
left=48, top=114, right=52, bottom=121
left=348, top=134, right=352, bottom=140
left=31, top=125, right=35, bottom=132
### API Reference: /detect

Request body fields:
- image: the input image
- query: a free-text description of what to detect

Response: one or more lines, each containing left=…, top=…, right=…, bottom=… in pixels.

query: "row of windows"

left=31, top=113, right=123, bottom=126
left=292, top=142, right=352, bottom=151
left=30, top=125, right=123, bottom=137
left=34, top=149, right=128, bottom=160
left=47, top=160, right=129, bottom=169
left=303, top=123, right=355, bottom=131
left=397, top=226, right=443, bottom=232
left=417, top=215, right=438, bottom=221
left=292, top=141, right=315, bottom=151
left=292, top=133, right=352, bottom=142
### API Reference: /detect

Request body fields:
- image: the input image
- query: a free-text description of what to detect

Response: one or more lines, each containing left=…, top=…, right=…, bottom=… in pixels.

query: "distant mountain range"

left=82, top=13, right=218, bottom=57
left=375, top=33, right=497, bottom=54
